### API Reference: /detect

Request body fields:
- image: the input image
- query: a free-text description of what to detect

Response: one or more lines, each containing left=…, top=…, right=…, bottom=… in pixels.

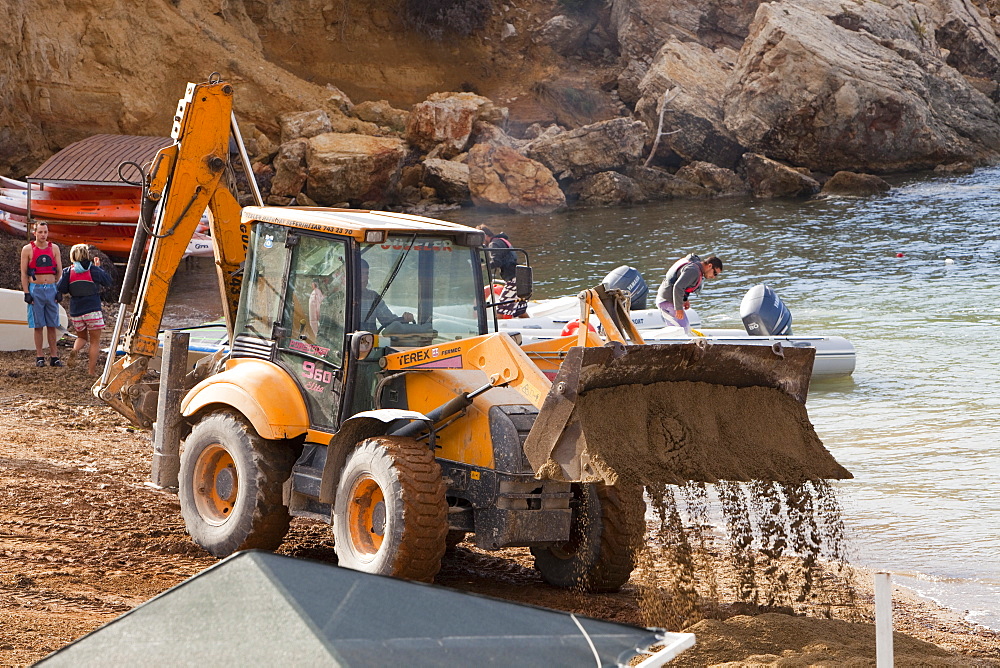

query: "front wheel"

left=178, top=412, right=295, bottom=557
left=531, top=483, right=646, bottom=592
left=332, top=436, right=447, bottom=582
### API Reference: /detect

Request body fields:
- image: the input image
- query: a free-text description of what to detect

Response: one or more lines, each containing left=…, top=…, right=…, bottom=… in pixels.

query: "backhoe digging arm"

left=95, top=79, right=249, bottom=427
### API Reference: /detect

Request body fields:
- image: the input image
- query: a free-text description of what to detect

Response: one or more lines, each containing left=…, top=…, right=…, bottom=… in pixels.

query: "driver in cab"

left=358, top=258, right=414, bottom=332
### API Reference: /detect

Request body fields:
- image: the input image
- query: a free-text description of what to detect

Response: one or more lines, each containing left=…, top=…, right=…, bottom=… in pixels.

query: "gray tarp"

left=37, top=550, right=693, bottom=667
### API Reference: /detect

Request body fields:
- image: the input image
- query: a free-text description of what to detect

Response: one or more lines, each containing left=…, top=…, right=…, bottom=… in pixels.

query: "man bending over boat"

left=655, top=253, right=723, bottom=335
left=19, top=222, right=64, bottom=367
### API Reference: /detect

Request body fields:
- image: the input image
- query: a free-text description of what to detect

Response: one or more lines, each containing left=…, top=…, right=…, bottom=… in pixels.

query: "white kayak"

left=0, top=287, right=70, bottom=351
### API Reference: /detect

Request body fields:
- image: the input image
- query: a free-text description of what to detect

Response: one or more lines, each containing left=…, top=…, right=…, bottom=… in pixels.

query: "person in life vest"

left=655, top=253, right=723, bottom=335
left=19, top=222, right=64, bottom=367
left=56, top=244, right=113, bottom=376
left=476, top=224, right=527, bottom=318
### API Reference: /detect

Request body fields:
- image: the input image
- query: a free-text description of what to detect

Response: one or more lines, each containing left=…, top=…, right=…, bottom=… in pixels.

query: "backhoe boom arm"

left=94, top=79, right=250, bottom=427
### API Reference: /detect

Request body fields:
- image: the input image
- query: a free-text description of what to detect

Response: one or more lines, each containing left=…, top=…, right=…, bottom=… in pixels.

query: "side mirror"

left=350, top=331, right=375, bottom=361
left=515, top=264, right=532, bottom=300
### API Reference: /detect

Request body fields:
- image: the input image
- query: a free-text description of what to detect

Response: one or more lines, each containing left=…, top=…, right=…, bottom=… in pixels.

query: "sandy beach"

left=0, top=346, right=997, bottom=666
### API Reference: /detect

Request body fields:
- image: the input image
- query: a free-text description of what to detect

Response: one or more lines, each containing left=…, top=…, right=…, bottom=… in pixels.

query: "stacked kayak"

left=0, top=175, right=213, bottom=259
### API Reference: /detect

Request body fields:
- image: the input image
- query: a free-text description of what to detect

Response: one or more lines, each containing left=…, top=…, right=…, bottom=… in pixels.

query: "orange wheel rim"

left=348, top=475, right=386, bottom=558
left=192, top=443, right=238, bottom=526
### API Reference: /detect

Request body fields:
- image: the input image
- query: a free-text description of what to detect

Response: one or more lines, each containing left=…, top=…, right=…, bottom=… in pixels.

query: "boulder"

left=740, top=153, right=820, bottom=198
left=635, top=39, right=745, bottom=169
left=624, top=165, right=715, bottom=200
left=328, top=112, right=382, bottom=136
left=352, top=100, right=409, bottom=133
left=405, top=92, right=507, bottom=157
left=325, top=84, right=354, bottom=115
left=568, top=171, right=646, bottom=207
left=934, top=161, right=975, bottom=174
left=467, top=144, right=566, bottom=214
left=423, top=158, right=471, bottom=202
left=251, top=162, right=275, bottom=198
left=820, top=171, right=891, bottom=196
left=536, top=14, right=600, bottom=55
left=269, top=139, right=309, bottom=198
left=724, top=0, right=1000, bottom=172
left=279, top=110, right=332, bottom=144
left=524, top=117, right=648, bottom=179
left=674, top=161, right=748, bottom=196
left=305, top=133, right=407, bottom=206
left=470, top=121, right=526, bottom=150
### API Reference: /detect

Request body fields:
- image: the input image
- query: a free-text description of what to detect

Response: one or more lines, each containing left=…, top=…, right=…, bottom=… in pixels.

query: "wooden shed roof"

left=27, top=134, right=172, bottom=186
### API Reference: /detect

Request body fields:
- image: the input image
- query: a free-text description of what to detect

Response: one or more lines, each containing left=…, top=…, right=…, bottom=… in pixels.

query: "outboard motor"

left=740, top=284, right=792, bottom=335
left=601, top=265, right=648, bottom=310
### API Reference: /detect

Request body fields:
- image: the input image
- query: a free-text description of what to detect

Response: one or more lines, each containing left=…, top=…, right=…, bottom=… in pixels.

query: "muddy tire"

left=332, top=436, right=447, bottom=582
left=178, top=412, right=295, bottom=558
left=531, top=483, right=645, bottom=592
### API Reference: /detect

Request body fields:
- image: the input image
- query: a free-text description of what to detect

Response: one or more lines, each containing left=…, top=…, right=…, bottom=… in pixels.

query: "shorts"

left=70, top=310, right=105, bottom=332
left=657, top=301, right=693, bottom=335
left=27, top=283, right=60, bottom=329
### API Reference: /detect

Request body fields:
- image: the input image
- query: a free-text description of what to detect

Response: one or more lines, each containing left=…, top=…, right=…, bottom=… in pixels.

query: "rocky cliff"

left=3, top=0, right=1000, bottom=211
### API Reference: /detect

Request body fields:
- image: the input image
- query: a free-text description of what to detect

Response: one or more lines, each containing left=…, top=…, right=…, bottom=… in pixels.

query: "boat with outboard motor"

left=137, top=268, right=855, bottom=379
left=494, top=267, right=856, bottom=378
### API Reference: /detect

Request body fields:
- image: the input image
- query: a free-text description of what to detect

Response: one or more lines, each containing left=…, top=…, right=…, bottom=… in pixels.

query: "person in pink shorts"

left=56, top=244, right=113, bottom=376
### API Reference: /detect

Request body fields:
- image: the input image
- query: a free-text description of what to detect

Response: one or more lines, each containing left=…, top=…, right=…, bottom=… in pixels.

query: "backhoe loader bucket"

left=522, top=341, right=852, bottom=486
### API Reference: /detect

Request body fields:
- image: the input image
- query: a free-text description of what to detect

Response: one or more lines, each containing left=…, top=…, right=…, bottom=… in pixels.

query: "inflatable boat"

left=495, top=268, right=856, bottom=379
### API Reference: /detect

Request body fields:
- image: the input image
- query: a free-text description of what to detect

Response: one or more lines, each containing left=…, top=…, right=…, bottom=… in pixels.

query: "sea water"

left=445, top=168, right=1000, bottom=630
left=165, top=167, right=1000, bottom=630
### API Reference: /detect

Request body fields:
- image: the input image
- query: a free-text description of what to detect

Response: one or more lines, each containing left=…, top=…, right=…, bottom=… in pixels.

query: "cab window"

left=234, top=223, right=288, bottom=340
left=357, top=235, right=482, bottom=345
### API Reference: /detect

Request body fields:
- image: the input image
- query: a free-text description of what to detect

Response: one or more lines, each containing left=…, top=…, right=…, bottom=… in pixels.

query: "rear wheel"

left=178, top=412, right=295, bottom=557
left=332, top=436, right=447, bottom=582
left=531, top=483, right=646, bottom=592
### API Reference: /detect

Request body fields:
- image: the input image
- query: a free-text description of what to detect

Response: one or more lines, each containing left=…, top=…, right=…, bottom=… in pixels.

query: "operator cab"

left=231, top=210, right=494, bottom=430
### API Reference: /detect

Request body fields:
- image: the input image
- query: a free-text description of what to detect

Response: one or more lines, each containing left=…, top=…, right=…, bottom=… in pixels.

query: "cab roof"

left=241, top=206, right=484, bottom=245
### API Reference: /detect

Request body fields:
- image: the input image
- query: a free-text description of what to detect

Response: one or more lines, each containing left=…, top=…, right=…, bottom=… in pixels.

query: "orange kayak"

left=0, top=210, right=137, bottom=256
left=0, top=193, right=140, bottom=222
left=0, top=186, right=141, bottom=202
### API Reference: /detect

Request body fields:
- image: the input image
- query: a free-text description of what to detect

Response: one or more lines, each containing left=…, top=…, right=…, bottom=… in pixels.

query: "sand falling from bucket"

left=633, top=480, right=859, bottom=630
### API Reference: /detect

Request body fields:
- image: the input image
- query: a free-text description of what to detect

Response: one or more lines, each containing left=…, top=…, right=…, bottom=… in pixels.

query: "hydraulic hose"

left=390, top=382, right=496, bottom=439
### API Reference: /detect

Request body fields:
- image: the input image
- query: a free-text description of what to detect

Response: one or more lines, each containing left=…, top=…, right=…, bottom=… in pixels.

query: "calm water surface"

left=442, top=170, right=1000, bottom=630
left=166, top=168, right=1000, bottom=629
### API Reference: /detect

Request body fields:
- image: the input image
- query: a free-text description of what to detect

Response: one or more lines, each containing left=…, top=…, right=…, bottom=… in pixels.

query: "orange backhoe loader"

left=95, top=77, right=850, bottom=590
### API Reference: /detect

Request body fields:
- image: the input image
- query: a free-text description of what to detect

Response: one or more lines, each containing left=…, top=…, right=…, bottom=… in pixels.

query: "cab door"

left=273, top=232, right=349, bottom=430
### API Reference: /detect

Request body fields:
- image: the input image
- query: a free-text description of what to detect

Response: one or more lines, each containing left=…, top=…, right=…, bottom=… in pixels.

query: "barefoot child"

left=56, top=245, right=112, bottom=376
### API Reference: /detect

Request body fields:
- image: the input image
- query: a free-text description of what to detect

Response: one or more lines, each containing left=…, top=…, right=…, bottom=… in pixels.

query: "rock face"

left=724, top=0, right=1000, bottom=172
left=525, top=118, right=648, bottom=179
left=636, top=40, right=746, bottom=169
left=467, top=144, right=566, bottom=214
left=609, top=0, right=760, bottom=106
left=306, top=133, right=406, bottom=206
left=0, top=0, right=340, bottom=176
left=5, top=0, right=1000, bottom=207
